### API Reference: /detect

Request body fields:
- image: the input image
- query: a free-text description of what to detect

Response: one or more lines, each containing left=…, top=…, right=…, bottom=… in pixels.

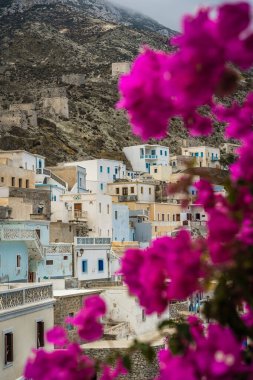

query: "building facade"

left=123, top=145, right=170, bottom=173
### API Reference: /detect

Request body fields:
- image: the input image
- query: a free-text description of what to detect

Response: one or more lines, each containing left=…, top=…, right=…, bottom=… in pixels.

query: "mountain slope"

left=1, top=0, right=176, bottom=36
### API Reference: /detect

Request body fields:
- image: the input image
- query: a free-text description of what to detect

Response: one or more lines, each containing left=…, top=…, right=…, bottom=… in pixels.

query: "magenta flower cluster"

left=119, top=230, right=203, bottom=314
left=118, top=2, right=253, bottom=141
left=158, top=318, right=250, bottom=380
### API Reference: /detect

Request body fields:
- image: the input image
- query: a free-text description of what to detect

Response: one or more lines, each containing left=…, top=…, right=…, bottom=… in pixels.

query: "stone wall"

left=62, top=74, right=85, bottom=86
left=9, top=103, right=37, bottom=127
left=112, top=62, right=131, bottom=77
left=79, top=279, right=123, bottom=288
left=54, top=293, right=90, bottom=342
left=0, top=110, right=28, bottom=129
left=9, top=187, right=51, bottom=219
left=84, top=345, right=163, bottom=380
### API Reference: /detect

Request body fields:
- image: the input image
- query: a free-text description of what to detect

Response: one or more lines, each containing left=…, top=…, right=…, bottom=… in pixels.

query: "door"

left=74, top=203, right=82, bottom=218
left=28, top=272, right=36, bottom=282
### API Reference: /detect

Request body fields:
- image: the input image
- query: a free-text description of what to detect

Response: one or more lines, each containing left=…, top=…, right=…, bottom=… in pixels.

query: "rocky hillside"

left=0, top=0, right=252, bottom=165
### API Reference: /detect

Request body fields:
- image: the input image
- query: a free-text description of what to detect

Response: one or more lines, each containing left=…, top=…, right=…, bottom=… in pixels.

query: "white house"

left=181, top=146, right=220, bottom=168
left=0, top=282, right=54, bottom=380
left=0, top=150, right=45, bottom=174
left=123, top=144, right=170, bottom=173
left=61, top=192, right=113, bottom=238
left=74, top=236, right=111, bottom=282
left=61, top=159, right=126, bottom=194
left=107, top=181, right=156, bottom=203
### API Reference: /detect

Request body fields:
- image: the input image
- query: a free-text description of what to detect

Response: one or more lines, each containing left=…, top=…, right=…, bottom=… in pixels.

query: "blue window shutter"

left=82, top=260, right=87, bottom=273
left=98, top=259, right=104, bottom=272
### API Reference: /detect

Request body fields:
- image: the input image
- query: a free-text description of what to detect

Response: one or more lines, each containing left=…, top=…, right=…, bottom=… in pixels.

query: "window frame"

left=3, top=329, right=14, bottom=368
left=36, top=320, right=45, bottom=349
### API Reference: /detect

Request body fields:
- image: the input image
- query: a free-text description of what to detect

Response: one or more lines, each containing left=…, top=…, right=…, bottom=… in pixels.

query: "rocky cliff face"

left=0, top=1, right=251, bottom=165
left=1, top=0, right=175, bottom=36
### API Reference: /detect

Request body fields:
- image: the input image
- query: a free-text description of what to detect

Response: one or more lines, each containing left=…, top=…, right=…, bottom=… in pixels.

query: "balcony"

left=44, top=243, right=72, bottom=255
left=145, top=154, right=158, bottom=159
left=0, top=228, right=44, bottom=260
left=118, top=195, right=138, bottom=202
left=211, top=157, right=219, bottom=162
left=73, top=210, right=88, bottom=220
left=75, top=237, right=111, bottom=246
left=0, top=283, right=53, bottom=311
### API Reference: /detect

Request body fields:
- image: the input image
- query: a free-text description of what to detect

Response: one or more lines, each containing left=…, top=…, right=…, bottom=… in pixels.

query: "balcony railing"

left=44, top=243, right=72, bottom=255
left=75, top=237, right=111, bottom=245
left=0, top=284, right=53, bottom=311
left=0, top=228, right=44, bottom=259
left=118, top=195, right=138, bottom=202
left=73, top=210, right=88, bottom=219
left=211, top=157, right=219, bottom=162
left=145, top=154, right=158, bottom=159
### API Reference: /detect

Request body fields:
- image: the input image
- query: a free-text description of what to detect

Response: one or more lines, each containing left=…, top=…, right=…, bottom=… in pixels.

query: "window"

left=18, top=178, right=22, bottom=188
left=116, top=187, right=120, bottom=195
left=176, top=214, right=180, bottom=221
left=195, top=213, right=201, bottom=220
left=142, top=309, right=146, bottom=322
left=155, top=226, right=158, bottom=232
left=167, top=214, right=170, bottom=221
left=201, top=152, right=204, bottom=157
left=115, top=211, right=118, bottom=220
left=173, top=214, right=175, bottom=222
left=122, top=187, right=128, bottom=196
left=37, top=321, right=45, bottom=348
left=149, top=188, right=151, bottom=195
left=63, top=256, right=68, bottom=260
left=107, top=167, right=110, bottom=174
left=141, top=187, right=143, bottom=194
left=160, top=150, right=163, bottom=155
left=165, top=151, right=168, bottom=156
left=79, top=177, right=82, bottom=187
left=82, top=260, right=88, bottom=273
left=66, top=313, right=74, bottom=331
left=151, top=149, right=156, bottom=155
left=4, top=332, right=13, bottom=366
left=46, top=260, right=53, bottom=265
left=26, top=179, right=29, bottom=188
left=1, top=177, right=4, bottom=183
left=115, top=168, right=118, bottom=174
left=100, top=165, right=103, bottom=173
left=11, top=177, right=15, bottom=186
left=98, top=259, right=104, bottom=272
left=140, top=148, right=144, bottom=158
left=154, top=169, right=158, bottom=173
left=107, top=204, right=110, bottom=214
left=195, top=152, right=199, bottom=157
left=100, top=183, right=104, bottom=191
left=131, top=187, right=134, bottom=194
left=162, top=214, right=165, bottom=221
left=16, top=255, right=21, bottom=268
left=99, top=203, right=102, bottom=213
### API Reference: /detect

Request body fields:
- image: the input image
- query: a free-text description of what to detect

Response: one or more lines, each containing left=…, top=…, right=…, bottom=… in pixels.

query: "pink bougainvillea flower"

left=66, top=295, right=106, bottom=342
left=214, top=92, right=253, bottom=139
left=207, top=208, right=239, bottom=263
left=46, top=326, right=69, bottom=347
left=230, top=133, right=253, bottom=183
left=120, top=230, right=202, bottom=314
left=24, top=343, right=95, bottom=380
left=100, top=359, right=127, bottom=380
left=158, top=323, right=248, bottom=380
left=117, top=2, right=253, bottom=141
left=195, top=179, right=215, bottom=210
left=117, top=48, right=174, bottom=140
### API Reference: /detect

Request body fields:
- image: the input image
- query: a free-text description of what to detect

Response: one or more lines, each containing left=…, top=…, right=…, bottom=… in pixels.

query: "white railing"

left=1, top=229, right=44, bottom=258
left=75, top=237, right=111, bottom=245
left=73, top=210, right=88, bottom=219
left=0, top=284, right=53, bottom=310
